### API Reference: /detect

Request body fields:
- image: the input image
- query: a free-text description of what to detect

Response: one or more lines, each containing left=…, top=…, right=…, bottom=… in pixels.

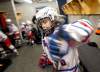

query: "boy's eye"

left=43, top=20, right=47, bottom=24
left=41, top=19, right=48, bottom=24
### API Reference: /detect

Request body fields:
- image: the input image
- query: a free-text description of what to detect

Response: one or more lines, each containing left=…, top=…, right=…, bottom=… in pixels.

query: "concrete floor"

left=4, top=34, right=100, bottom=72
left=4, top=44, right=52, bottom=72
left=78, top=44, right=100, bottom=72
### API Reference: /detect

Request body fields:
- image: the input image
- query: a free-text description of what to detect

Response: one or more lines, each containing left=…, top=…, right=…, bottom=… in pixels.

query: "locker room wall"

left=0, top=0, right=17, bottom=26
left=15, top=1, right=58, bottom=23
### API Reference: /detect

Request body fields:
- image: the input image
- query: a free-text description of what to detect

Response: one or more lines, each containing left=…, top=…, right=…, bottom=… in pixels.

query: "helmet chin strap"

left=43, top=27, right=55, bottom=36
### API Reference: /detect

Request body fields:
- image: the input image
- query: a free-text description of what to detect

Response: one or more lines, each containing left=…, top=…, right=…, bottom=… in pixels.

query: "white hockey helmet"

left=6, top=18, right=12, bottom=24
left=67, top=19, right=94, bottom=42
left=35, top=7, right=62, bottom=22
left=26, top=20, right=32, bottom=25
left=21, top=22, right=26, bottom=25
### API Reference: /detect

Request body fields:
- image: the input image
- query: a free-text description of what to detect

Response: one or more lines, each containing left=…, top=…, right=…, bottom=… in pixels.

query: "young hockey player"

left=20, top=22, right=27, bottom=39
left=6, top=18, right=21, bottom=47
left=20, top=21, right=35, bottom=45
left=0, top=30, right=19, bottom=55
left=35, top=7, right=94, bottom=72
left=26, top=20, right=35, bottom=45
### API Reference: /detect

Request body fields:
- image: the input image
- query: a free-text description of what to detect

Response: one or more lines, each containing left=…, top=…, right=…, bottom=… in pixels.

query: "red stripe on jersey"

left=80, top=22, right=93, bottom=30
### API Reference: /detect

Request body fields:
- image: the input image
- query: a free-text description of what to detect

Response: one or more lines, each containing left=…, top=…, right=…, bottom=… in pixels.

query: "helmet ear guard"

left=32, top=16, right=37, bottom=24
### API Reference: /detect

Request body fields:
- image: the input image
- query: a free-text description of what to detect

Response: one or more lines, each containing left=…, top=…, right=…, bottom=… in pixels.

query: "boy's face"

left=40, top=18, right=52, bottom=30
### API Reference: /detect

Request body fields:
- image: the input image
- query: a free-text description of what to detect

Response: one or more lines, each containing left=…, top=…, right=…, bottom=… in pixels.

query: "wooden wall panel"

left=62, top=0, right=100, bottom=14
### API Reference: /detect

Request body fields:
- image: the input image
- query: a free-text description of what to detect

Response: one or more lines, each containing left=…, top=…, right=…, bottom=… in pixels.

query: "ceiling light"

left=48, top=0, right=53, bottom=2
left=24, top=0, right=32, bottom=3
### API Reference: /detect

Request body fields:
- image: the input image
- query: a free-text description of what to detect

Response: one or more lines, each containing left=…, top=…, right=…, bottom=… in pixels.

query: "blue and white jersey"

left=42, top=24, right=79, bottom=60
left=42, top=24, right=79, bottom=72
left=41, top=18, right=94, bottom=71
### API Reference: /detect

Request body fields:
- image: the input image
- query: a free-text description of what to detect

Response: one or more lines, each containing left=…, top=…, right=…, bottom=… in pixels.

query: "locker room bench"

left=78, top=44, right=100, bottom=72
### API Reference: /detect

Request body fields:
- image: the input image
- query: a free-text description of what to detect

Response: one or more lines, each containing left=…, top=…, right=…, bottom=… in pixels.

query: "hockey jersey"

left=42, top=24, right=79, bottom=71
